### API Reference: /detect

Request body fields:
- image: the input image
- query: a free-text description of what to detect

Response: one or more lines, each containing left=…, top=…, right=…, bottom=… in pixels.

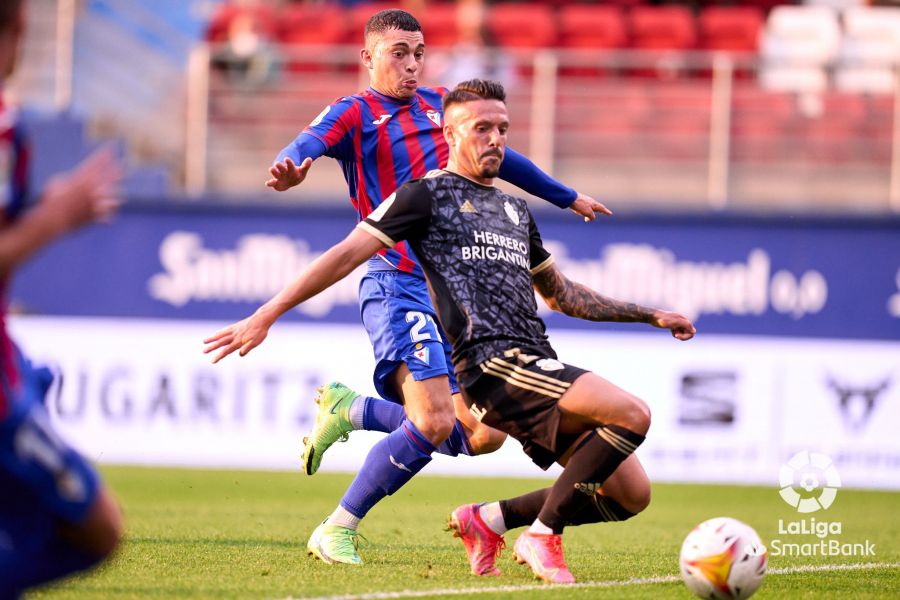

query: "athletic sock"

left=574, top=494, right=636, bottom=524
left=435, top=420, right=472, bottom=457
left=538, top=425, right=645, bottom=534
left=500, top=487, right=636, bottom=529
left=326, top=505, right=361, bottom=530
left=500, top=488, right=551, bottom=530
left=527, top=519, right=554, bottom=535
left=356, top=396, right=471, bottom=457
left=338, top=419, right=436, bottom=519
left=478, top=502, right=507, bottom=535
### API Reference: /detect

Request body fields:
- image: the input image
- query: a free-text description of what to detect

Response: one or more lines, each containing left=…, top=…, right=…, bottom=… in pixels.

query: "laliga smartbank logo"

left=778, top=450, right=841, bottom=513
left=770, top=450, right=875, bottom=557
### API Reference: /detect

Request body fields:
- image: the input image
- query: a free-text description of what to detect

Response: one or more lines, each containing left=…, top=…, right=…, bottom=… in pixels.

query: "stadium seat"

left=699, top=7, right=764, bottom=53
left=277, top=4, right=346, bottom=47
left=629, top=6, right=698, bottom=51
left=758, top=6, right=841, bottom=93
left=834, top=6, right=900, bottom=94
left=558, top=5, right=628, bottom=50
left=347, top=3, right=394, bottom=44
left=486, top=4, right=556, bottom=48
left=417, top=3, right=461, bottom=48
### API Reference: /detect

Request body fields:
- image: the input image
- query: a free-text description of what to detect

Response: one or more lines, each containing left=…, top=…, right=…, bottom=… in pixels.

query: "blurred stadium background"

left=6, top=0, right=900, bottom=494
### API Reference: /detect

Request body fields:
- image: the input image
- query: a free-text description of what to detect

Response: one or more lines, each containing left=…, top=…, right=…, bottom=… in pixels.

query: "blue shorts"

left=0, top=350, right=100, bottom=558
left=359, top=266, right=459, bottom=404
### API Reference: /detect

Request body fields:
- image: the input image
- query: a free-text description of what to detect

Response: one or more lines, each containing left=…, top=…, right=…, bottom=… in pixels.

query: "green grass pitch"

left=28, top=466, right=900, bottom=599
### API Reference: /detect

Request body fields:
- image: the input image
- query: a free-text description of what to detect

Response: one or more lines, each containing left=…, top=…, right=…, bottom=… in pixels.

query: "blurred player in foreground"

left=204, top=78, right=695, bottom=583
left=261, top=8, right=608, bottom=565
left=0, top=1, right=123, bottom=596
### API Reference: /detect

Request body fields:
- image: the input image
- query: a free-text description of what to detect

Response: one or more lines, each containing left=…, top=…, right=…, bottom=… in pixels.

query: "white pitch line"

left=282, top=561, right=900, bottom=600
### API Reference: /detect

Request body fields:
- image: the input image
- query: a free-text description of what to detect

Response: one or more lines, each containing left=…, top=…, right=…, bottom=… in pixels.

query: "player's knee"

left=467, top=424, right=507, bottom=455
left=621, top=481, right=652, bottom=515
left=408, top=409, right=455, bottom=446
left=619, top=396, right=651, bottom=436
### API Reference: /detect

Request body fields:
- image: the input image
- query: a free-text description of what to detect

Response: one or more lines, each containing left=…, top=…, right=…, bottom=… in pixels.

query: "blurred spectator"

left=429, top=0, right=518, bottom=88
left=208, top=1, right=280, bottom=87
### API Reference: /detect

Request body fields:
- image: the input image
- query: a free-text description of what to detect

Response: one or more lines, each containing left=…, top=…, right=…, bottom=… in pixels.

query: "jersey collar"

left=367, top=87, right=415, bottom=106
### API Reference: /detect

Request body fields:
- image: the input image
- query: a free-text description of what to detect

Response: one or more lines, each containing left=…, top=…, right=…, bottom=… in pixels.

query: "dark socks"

left=537, top=425, right=645, bottom=534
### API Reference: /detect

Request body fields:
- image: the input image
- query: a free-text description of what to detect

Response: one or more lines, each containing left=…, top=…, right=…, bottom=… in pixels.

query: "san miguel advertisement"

left=8, top=202, right=900, bottom=487
left=10, top=202, right=900, bottom=340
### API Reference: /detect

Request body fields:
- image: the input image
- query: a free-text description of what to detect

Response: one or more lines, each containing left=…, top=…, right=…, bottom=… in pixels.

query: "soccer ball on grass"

left=679, top=517, right=768, bottom=600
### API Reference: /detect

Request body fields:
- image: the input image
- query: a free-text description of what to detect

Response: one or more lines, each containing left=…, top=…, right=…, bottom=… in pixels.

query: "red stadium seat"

left=558, top=5, right=628, bottom=50
left=699, top=7, right=764, bottom=53
left=278, top=5, right=346, bottom=46
left=347, top=3, right=395, bottom=44
left=206, top=4, right=278, bottom=43
left=486, top=4, right=556, bottom=48
left=417, top=3, right=460, bottom=48
left=629, top=6, right=698, bottom=51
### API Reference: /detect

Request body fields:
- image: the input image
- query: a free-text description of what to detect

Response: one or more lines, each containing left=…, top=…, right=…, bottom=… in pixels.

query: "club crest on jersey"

left=413, top=345, right=430, bottom=365
left=536, top=358, right=564, bottom=371
left=459, top=199, right=478, bottom=214
left=503, top=200, right=520, bottom=225
left=373, top=114, right=391, bottom=125
left=426, top=110, right=441, bottom=126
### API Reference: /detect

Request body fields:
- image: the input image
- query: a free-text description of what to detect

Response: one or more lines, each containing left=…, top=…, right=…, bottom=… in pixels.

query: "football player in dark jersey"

left=204, top=79, right=695, bottom=582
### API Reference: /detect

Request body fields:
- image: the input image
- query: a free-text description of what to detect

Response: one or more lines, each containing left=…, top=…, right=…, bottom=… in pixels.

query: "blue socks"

left=361, top=395, right=405, bottom=433
left=339, top=419, right=436, bottom=518
left=359, top=396, right=472, bottom=457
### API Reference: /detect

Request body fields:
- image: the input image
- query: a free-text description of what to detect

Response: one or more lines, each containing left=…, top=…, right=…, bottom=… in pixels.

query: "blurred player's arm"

left=499, top=147, right=611, bottom=221
left=0, top=148, right=121, bottom=278
left=532, top=262, right=696, bottom=341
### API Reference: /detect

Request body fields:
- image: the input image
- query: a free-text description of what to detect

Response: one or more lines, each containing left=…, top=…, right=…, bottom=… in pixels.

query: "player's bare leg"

left=389, top=364, right=455, bottom=446
left=555, top=372, right=651, bottom=437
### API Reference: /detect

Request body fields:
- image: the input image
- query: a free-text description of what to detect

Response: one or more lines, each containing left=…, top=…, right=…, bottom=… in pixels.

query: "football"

left=680, top=517, right=768, bottom=600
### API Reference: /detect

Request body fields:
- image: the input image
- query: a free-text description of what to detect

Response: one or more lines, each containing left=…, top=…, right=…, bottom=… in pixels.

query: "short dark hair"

left=364, top=9, right=422, bottom=43
left=0, top=0, right=24, bottom=32
left=442, top=79, right=507, bottom=112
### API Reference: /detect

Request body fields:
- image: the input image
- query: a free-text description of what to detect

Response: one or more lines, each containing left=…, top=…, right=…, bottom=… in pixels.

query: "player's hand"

left=203, top=313, right=273, bottom=363
left=570, top=193, right=612, bottom=222
left=41, top=147, right=122, bottom=232
left=265, top=156, right=313, bottom=191
left=651, top=310, right=696, bottom=341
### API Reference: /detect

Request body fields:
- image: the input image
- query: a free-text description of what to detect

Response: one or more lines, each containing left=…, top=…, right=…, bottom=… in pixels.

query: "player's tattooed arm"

left=532, top=264, right=696, bottom=340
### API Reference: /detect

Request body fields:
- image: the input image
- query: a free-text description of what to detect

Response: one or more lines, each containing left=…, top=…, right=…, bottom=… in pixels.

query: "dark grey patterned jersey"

left=359, top=169, right=556, bottom=369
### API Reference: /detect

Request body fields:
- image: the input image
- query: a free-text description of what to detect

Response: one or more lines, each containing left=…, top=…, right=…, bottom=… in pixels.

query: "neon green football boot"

left=307, top=520, right=364, bottom=565
left=300, top=381, right=358, bottom=475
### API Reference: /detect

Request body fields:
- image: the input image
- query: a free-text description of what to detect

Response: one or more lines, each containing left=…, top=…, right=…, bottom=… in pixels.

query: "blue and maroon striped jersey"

left=0, top=95, right=29, bottom=418
left=302, top=86, right=450, bottom=277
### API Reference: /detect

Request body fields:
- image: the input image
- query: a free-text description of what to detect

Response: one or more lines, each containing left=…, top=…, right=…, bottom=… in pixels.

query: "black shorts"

left=456, top=347, right=588, bottom=470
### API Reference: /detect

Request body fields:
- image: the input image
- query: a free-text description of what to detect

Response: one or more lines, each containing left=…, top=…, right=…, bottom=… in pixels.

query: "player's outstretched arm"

left=499, top=148, right=611, bottom=221
left=570, top=192, right=612, bottom=222
left=532, top=263, right=695, bottom=340
left=203, top=228, right=385, bottom=363
left=0, top=147, right=121, bottom=278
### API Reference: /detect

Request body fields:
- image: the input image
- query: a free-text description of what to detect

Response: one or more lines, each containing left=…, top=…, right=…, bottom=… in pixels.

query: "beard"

left=479, top=152, right=503, bottom=178
left=479, top=165, right=500, bottom=178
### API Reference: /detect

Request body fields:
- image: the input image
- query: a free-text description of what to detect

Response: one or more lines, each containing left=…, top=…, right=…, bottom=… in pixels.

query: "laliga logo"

left=779, top=450, right=841, bottom=513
